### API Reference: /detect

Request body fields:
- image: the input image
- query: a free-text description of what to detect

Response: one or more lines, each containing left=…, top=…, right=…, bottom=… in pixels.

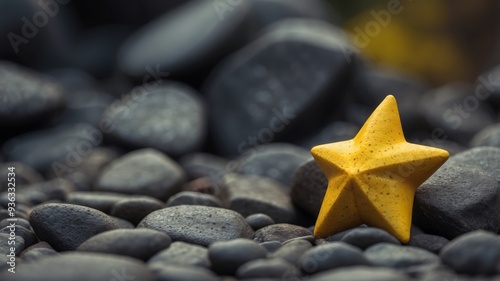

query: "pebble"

left=290, top=159, right=327, bottom=216
left=150, top=264, right=221, bottom=281
left=308, top=266, right=411, bottom=281
left=236, top=258, right=300, bottom=279
left=260, top=241, right=282, bottom=253
left=235, top=143, right=311, bottom=187
left=407, top=233, right=449, bottom=254
left=138, top=205, right=254, bottom=246
left=224, top=174, right=297, bottom=223
left=0, top=233, right=24, bottom=256
left=110, top=196, right=166, bottom=225
left=102, top=83, right=207, bottom=157
left=56, top=89, right=114, bottom=128
left=445, top=146, right=500, bottom=183
left=0, top=225, right=37, bottom=248
left=470, top=124, right=500, bottom=147
left=0, top=217, right=31, bottom=230
left=340, top=227, right=400, bottom=250
left=246, top=213, right=275, bottom=230
left=179, top=152, right=229, bottom=181
left=413, top=163, right=500, bottom=239
left=166, top=191, right=222, bottom=208
left=270, top=239, right=312, bottom=265
left=254, top=223, right=312, bottom=243
left=65, top=191, right=129, bottom=213
left=299, top=242, right=370, bottom=274
left=77, top=228, right=171, bottom=261
left=0, top=61, right=66, bottom=132
left=364, top=243, right=439, bottom=269
left=148, top=241, right=210, bottom=268
left=440, top=230, right=500, bottom=276
left=0, top=178, right=75, bottom=207
left=208, top=238, right=267, bottom=275
left=19, top=242, right=59, bottom=263
left=96, top=148, right=186, bottom=201
left=111, top=216, right=135, bottom=229
left=206, top=19, right=356, bottom=156
left=2, top=252, right=156, bottom=281
left=29, top=203, right=120, bottom=251
left=0, top=162, right=43, bottom=191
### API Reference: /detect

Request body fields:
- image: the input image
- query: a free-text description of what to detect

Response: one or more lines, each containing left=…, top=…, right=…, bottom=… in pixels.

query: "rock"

left=149, top=264, right=220, bottom=281
left=166, top=191, right=222, bottom=208
left=110, top=196, right=166, bottom=225
left=236, top=258, right=300, bottom=279
left=19, top=242, right=59, bottom=263
left=445, top=146, right=500, bottom=183
left=413, top=163, right=500, bottom=239
left=0, top=162, right=43, bottom=192
left=235, top=143, right=311, bottom=187
left=440, top=230, right=500, bottom=276
left=299, top=121, right=359, bottom=149
left=77, top=228, right=171, bottom=261
left=260, top=241, right=282, bottom=253
left=0, top=218, right=31, bottom=230
left=299, top=242, right=370, bottom=274
left=365, top=243, right=439, bottom=269
left=111, top=216, right=135, bottom=229
left=340, top=227, right=400, bottom=250
left=179, top=152, right=229, bottom=181
left=102, top=83, right=207, bottom=157
left=148, top=241, right=210, bottom=268
left=208, top=238, right=267, bottom=275
left=271, top=239, right=312, bottom=265
left=0, top=233, right=24, bottom=256
left=290, top=159, right=327, bottom=216
left=56, top=89, right=114, bottom=128
left=0, top=178, right=75, bottom=207
left=0, top=61, right=66, bottom=131
left=407, top=234, right=449, bottom=254
left=138, top=205, right=254, bottom=246
left=2, top=252, right=156, bottom=281
left=246, top=213, right=275, bottom=230
left=0, top=225, right=37, bottom=248
left=207, top=19, right=356, bottom=156
left=96, top=148, right=186, bottom=201
left=29, top=203, right=120, bottom=251
left=224, top=174, right=297, bottom=223
left=255, top=223, right=311, bottom=243
left=308, top=266, right=411, bottom=281
left=470, top=124, right=500, bottom=147
left=66, top=191, right=129, bottom=213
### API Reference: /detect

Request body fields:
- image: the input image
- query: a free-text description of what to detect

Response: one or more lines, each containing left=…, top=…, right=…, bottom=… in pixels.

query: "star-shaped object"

left=312, top=95, right=449, bottom=243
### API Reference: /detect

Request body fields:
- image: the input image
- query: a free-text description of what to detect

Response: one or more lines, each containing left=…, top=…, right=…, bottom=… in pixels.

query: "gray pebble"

left=255, top=223, right=311, bottom=243
left=148, top=241, right=210, bottom=268
left=260, top=241, right=282, bottom=253
left=246, top=213, right=275, bottom=230
left=299, top=242, right=370, bottom=274
left=19, top=241, right=58, bottom=263
left=407, top=233, right=449, bottom=254
left=365, top=243, right=439, bottom=269
left=0, top=225, right=37, bottom=248
left=308, top=266, right=411, bottom=281
left=340, top=227, right=400, bottom=250
left=236, top=258, right=300, bottom=279
left=291, top=159, right=327, bottom=216
left=110, top=196, right=166, bottom=225
left=208, top=238, right=267, bottom=275
left=271, top=239, right=312, bottom=265
left=446, top=146, right=500, bottom=183
left=149, top=264, right=220, bottom=281
left=166, top=191, right=222, bottom=208
left=66, top=191, right=129, bottom=213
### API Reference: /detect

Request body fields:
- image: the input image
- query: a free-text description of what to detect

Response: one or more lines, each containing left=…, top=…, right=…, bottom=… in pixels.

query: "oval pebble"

left=255, top=223, right=311, bottom=243
left=246, top=213, right=275, bottom=230
left=340, top=227, right=400, bottom=250
left=407, top=233, right=449, bottom=254
left=236, top=258, right=300, bottom=279
left=150, top=264, right=220, bottom=281
left=271, top=239, right=312, bottom=265
left=364, top=243, right=439, bottom=269
left=308, top=266, right=411, bottom=281
left=291, top=159, right=327, bottom=216
left=148, top=241, right=210, bottom=268
left=208, top=238, right=267, bottom=275
left=166, top=191, right=222, bottom=208
left=110, top=196, right=166, bottom=225
left=299, top=242, right=370, bottom=274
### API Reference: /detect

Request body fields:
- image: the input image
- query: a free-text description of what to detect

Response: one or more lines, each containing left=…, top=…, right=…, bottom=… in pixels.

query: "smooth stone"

left=413, top=163, right=500, bottom=239
left=110, top=196, right=166, bottom=225
left=0, top=233, right=24, bottom=255
left=470, top=124, right=500, bottom=147
left=29, top=203, right=120, bottom=251
left=179, top=152, right=229, bottom=182
left=3, top=252, right=156, bottom=281
left=440, top=230, right=500, bottom=276
left=0, top=178, right=75, bottom=207
left=56, top=89, right=114, bottom=128
left=445, top=146, right=500, bottom=183
left=308, top=266, right=411, bottom=281
left=181, top=177, right=229, bottom=205
left=102, top=82, right=207, bottom=157
left=290, top=159, right=327, bottom=216
left=271, top=239, right=312, bottom=265
left=340, top=227, right=400, bottom=250
left=138, top=205, right=254, bottom=246
left=111, top=216, right=135, bottom=229
left=0, top=218, right=31, bottom=230
left=246, top=213, right=275, bottom=230
left=235, top=143, right=311, bottom=187
left=224, top=174, right=296, bottom=223
left=299, top=121, right=359, bottom=149
left=0, top=225, right=37, bottom=248
left=150, top=264, right=220, bottom=281
left=166, top=191, right=222, bottom=208
left=148, top=241, right=210, bottom=268
left=236, top=258, right=300, bottom=279
left=407, top=234, right=449, bottom=254
left=66, top=191, right=129, bottom=213
left=207, top=19, right=356, bottom=156
left=255, top=223, right=311, bottom=243
left=299, top=242, right=370, bottom=274
left=209, top=238, right=267, bottom=275
left=0, top=162, right=43, bottom=191
left=19, top=242, right=59, bottom=262
left=365, top=243, right=439, bottom=269
left=96, top=148, right=186, bottom=201
left=260, top=241, right=282, bottom=253
left=77, top=228, right=171, bottom=261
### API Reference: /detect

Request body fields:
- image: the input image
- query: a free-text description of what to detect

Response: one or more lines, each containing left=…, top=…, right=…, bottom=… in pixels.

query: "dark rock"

left=209, top=238, right=267, bottom=275
left=2, top=252, right=156, bottom=281
left=440, top=230, right=500, bottom=276
left=299, top=121, right=359, bottom=149
left=445, top=146, right=500, bottom=183
left=470, top=124, right=500, bottom=147
left=110, top=196, right=166, bottom=225
left=271, top=239, right=312, bottom=265
left=102, top=83, right=207, bottom=157
left=96, top=148, right=186, bottom=201
left=0, top=178, right=75, bottom=207
left=0, top=162, right=43, bottom=192
left=138, top=205, right=254, bottom=246
left=206, top=19, right=357, bottom=156
left=235, top=143, right=311, bottom=187
left=255, top=223, right=311, bottom=243
left=179, top=152, right=229, bottom=181
left=0, top=225, right=37, bottom=248
left=299, top=242, right=370, bottom=274
left=0, top=218, right=31, bottom=230
left=148, top=241, right=210, bottom=268
left=149, top=264, right=220, bottom=281
left=308, top=266, right=411, bottom=281
left=407, top=234, right=449, bottom=254
left=19, top=242, right=59, bottom=263
left=260, top=241, right=282, bottom=253
left=413, top=163, right=500, bottom=239
left=283, top=235, right=315, bottom=245
left=29, top=203, right=120, bottom=251
left=340, top=227, right=400, bottom=250
left=0, top=233, right=24, bottom=256
left=365, top=243, right=439, bottom=269
left=66, top=191, right=129, bottom=213
left=291, top=159, right=327, bottom=216
left=110, top=216, right=135, bottom=229
left=166, top=191, right=222, bottom=208
left=77, top=228, right=171, bottom=261
left=246, top=213, right=275, bottom=230
left=224, top=174, right=296, bottom=223
left=236, top=258, right=300, bottom=279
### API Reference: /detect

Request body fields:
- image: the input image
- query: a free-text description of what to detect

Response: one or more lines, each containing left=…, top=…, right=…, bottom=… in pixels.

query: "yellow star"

left=311, top=95, right=449, bottom=243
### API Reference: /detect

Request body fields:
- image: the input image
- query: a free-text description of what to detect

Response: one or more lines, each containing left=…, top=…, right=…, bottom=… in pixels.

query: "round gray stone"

left=340, top=227, right=400, bottom=250
left=110, top=196, right=166, bottom=225
left=236, top=258, right=300, bottom=279
left=291, top=159, right=327, bottom=216
left=308, top=266, right=411, bottom=281
left=299, top=242, right=370, bottom=274
left=246, top=213, right=275, bottom=230
left=148, top=241, right=210, bottom=268
left=208, top=238, right=267, bottom=275
left=255, top=223, right=311, bottom=243
left=149, top=264, right=220, bottom=281
left=365, top=243, right=439, bottom=269
left=166, top=191, right=222, bottom=208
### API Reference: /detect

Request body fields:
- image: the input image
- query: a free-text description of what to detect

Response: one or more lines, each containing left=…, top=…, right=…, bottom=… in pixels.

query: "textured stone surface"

left=148, top=241, right=210, bottom=268
left=255, top=223, right=311, bottom=243
left=291, top=159, right=327, bottom=216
